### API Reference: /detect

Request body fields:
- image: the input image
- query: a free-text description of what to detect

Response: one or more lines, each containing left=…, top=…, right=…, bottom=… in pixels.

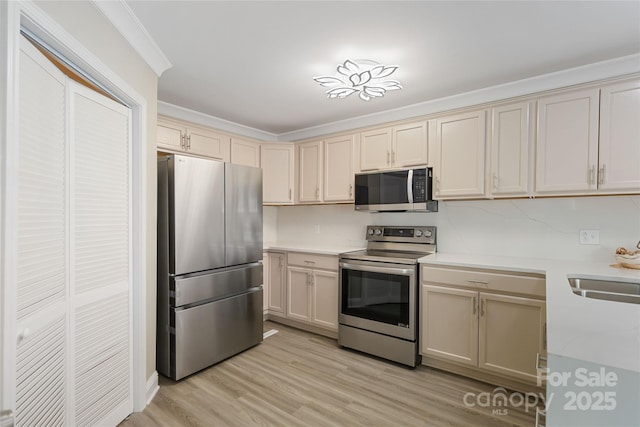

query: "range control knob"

left=374, top=228, right=383, bottom=236
left=415, top=229, right=423, bottom=237
left=367, top=228, right=374, bottom=236
left=423, top=230, right=432, bottom=238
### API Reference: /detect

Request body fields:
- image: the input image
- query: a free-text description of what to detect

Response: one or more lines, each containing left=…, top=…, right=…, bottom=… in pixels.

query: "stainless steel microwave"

left=354, top=167, right=438, bottom=212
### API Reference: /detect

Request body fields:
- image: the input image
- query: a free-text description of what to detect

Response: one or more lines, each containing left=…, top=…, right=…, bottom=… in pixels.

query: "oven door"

left=339, top=259, right=416, bottom=341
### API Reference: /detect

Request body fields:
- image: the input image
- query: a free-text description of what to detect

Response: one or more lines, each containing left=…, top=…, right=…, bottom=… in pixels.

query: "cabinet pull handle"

left=467, top=280, right=489, bottom=285
left=349, top=184, right=353, bottom=197
left=492, top=173, right=499, bottom=191
left=289, top=189, right=292, bottom=200
left=391, top=150, right=395, bottom=164
left=304, top=260, right=316, bottom=264
left=598, top=164, right=605, bottom=185
left=588, top=165, right=596, bottom=185
left=316, top=187, right=319, bottom=199
left=472, top=296, right=477, bottom=315
left=435, top=177, right=440, bottom=194
left=387, top=151, right=390, bottom=165
left=180, top=133, right=186, bottom=149
left=480, top=299, right=485, bottom=316
left=186, top=135, right=192, bottom=150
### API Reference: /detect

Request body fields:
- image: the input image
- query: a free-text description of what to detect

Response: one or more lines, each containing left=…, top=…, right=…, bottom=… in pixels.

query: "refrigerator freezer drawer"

left=171, top=288, right=263, bottom=380
left=172, top=262, right=262, bottom=307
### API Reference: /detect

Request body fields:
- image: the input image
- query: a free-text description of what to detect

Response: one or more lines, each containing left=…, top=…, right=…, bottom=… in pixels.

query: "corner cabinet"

left=261, top=143, right=295, bottom=204
left=421, top=264, right=546, bottom=391
left=433, top=111, right=487, bottom=199
left=231, top=137, right=260, bottom=167
left=360, top=121, right=428, bottom=171
left=157, top=116, right=231, bottom=162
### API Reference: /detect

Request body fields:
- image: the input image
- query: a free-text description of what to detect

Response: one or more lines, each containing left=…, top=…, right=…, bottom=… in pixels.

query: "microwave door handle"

left=407, top=169, right=414, bottom=204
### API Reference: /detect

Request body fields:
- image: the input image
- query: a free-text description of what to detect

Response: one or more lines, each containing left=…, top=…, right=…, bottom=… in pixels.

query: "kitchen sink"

left=568, top=277, right=640, bottom=304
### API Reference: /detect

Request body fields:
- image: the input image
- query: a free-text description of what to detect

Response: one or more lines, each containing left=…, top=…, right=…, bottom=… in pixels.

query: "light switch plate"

left=579, top=230, right=600, bottom=245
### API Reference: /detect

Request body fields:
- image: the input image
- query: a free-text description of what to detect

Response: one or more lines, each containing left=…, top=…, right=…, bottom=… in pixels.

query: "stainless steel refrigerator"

left=157, top=154, right=263, bottom=380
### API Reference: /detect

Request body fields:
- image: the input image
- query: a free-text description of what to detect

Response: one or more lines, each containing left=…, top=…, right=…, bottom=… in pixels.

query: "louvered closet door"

left=15, top=35, right=133, bottom=427
left=16, top=36, right=68, bottom=427
left=69, top=83, right=132, bottom=427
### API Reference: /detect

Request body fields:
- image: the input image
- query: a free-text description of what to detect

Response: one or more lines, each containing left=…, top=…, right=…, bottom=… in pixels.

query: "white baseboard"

left=146, top=371, right=159, bottom=405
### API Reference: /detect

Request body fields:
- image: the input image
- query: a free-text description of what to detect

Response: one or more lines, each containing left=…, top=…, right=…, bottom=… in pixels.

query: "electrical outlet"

left=579, top=230, right=600, bottom=245
left=313, top=224, right=320, bottom=234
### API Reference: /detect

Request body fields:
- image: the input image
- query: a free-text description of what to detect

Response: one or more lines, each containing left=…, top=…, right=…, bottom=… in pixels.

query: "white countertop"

left=263, top=241, right=365, bottom=256
left=419, top=252, right=640, bottom=373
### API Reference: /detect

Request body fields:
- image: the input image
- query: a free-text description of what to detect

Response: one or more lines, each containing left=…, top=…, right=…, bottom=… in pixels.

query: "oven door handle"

left=340, top=262, right=415, bottom=276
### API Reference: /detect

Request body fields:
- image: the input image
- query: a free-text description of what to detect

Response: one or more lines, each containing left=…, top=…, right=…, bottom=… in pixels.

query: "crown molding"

left=280, top=53, right=640, bottom=141
left=91, top=0, right=171, bottom=77
left=158, top=101, right=279, bottom=142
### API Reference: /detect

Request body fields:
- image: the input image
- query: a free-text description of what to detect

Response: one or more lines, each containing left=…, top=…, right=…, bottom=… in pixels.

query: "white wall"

left=273, top=196, right=640, bottom=262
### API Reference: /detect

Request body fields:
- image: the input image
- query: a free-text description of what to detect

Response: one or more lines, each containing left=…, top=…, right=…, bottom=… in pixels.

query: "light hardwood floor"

left=121, top=321, right=540, bottom=426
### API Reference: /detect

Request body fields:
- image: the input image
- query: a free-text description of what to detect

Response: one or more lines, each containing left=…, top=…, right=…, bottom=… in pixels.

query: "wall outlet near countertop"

left=313, top=224, right=320, bottom=234
left=579, top=229, right=600, bottom=245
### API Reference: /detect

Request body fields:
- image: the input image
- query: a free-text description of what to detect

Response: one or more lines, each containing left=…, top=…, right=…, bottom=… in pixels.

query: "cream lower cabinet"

left=264, top=251, right=286, bottom=315
left=421, top=265, right=546, bottom=389
left=285, top=252, right=339, bottom=332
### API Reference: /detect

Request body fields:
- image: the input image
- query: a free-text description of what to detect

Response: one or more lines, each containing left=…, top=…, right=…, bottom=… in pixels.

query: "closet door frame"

left=0, top=0, right=150, bottom=419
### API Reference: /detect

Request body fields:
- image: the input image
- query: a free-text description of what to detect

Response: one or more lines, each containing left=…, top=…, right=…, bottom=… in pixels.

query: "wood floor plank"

left=120, top=321, right=538, bottom=427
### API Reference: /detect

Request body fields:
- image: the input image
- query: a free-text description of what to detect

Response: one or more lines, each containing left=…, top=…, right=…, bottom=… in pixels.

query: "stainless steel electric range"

left=338, top=225, right=436, bottom=367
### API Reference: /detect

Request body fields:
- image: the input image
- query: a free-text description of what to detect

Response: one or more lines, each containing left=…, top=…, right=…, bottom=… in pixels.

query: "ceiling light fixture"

left=314, top=59, right=402, bottom=101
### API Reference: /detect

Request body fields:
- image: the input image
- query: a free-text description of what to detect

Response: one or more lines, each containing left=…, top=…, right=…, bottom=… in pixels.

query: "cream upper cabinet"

left=324, top=134, right=355, bottom=202
left=490, top=102, right=532, bottom=197
left=433, top=110, right=487, bottom=199
left=478, top=293, right=546, bottom=384
left=392, top=121, right=428, bottom=167
left=298, top=140, right=323, bottom=203
left=360, top=127, right=392, bottom=171
left=535, top=88, right=599, bottom=194
left=261, top=143, right=295, bottom=204
left=598, top=79, right=640, bottom=192
left=231, top=137, right=260, bottom=167
left=360, top=121, right=428, bottom=171
left=157, top=117, right=231, bottom=162
left=421, top=284, right=479, bottom=366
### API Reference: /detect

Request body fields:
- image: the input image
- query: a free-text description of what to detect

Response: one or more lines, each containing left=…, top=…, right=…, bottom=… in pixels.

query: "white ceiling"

left=126, top=1, right=640, bottom=138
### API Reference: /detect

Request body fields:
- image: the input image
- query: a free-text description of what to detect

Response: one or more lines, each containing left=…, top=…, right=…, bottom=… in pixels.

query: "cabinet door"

left=261, top=144, right=294, bottom=204
left=298, top=140, right=322, bottom=202
left=187, top=127, right=231, bottom=161
left=267, top=253, right=286, bottom=314
left=421, top=284, right=478, bottom=366
left=324, top=134, right=354, bottom=202
left=360, top=128, right=391, bottom=171
left=157, top=119, right=185, bottom=151
left=392, top=121, right=428, bottom=167
left=311, top=270, right=338, bottom=330
left=478, top=293, right=546, bottom=384
left=231, top=138, right=260, bottom=167
left=536, top=88, right=599, bottom=194
left=598, top=80, right=640, bottom=192
left=434, top=110, right=487, bottom=199
left=491, top=102, right=531, bottom=197
left=287, top=267, right=312, bottom=322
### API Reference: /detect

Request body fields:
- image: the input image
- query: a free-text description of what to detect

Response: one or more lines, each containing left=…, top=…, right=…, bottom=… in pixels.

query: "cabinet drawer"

left=422, top=265, right=545, bottom=298
left=287, top=252, right=338, bottom=271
